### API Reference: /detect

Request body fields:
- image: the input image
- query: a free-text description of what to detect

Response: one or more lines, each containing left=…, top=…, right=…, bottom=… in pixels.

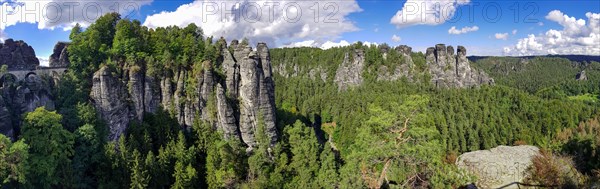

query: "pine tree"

left=130, top=150, right=149, bottom=189
left=285, top=120, right=320, bottom=188
left=317, top=143, right=339, bottom=189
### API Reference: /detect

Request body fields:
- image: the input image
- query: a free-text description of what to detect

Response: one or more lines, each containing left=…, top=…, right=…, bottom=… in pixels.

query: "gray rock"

left=0, top=39, right=39, bottom=70
left=81, top=41, right=279, bottom=146
left=143, top=76, right=161, bottom=113
left=456, top=145, right=540, bottom=189
left=128, top=67, right=145, bottom=121
left=90, top=66, right=133, bottom=141
left=216, top=84, right=238, bottom=140
left=49, top=42, right=70, bottom=67
left=334, top=49, right=365, bottom=91
left=222, top=45, right=240, bottom=97
left=0, top=95, right=13, bottom=139
left=426, top=44, right=493, bottom=88
left=576, top=70, right=588, bottom=81
left=238, top=45, right=278, bottom=148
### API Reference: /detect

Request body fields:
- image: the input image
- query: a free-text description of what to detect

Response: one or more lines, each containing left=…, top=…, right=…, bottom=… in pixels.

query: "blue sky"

left=0, top=0, right=598, bottom=63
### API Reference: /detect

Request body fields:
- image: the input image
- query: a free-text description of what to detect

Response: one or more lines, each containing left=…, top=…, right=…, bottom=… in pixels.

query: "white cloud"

left=374, top=28, right=379, bottom=32
left=37, top=57, right=49, bottom=67
left=390, top=0, right=470, bottom=28
left=143, top=1, right=362, bottom=47
left=283, top=40, right=378, bottom=49
left=391, top=34, right=401, bottom=42
left=448, top=25, right=479, bottom=34
left=512, top=29, right=517, bottom=35
left=0, top=0, right=152, bottom=38
left=538, top=22, right=544, bottom=26
left=321, top=40, right=351, bottom=49
left=495, top=33, right=509, bottom=40
left=504, top=10, right=600, bottom=55
left=1, top=0, right=152, bottom=29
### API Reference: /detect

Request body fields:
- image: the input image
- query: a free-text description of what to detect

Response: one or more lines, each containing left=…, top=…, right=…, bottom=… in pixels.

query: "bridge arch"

left=0, top=73, right=18, bottom=87
left=25, top=72, right=37, bottom=79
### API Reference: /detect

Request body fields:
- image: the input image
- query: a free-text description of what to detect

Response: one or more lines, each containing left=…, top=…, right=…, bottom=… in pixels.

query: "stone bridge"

left=1, top=67, right=67, bottom=83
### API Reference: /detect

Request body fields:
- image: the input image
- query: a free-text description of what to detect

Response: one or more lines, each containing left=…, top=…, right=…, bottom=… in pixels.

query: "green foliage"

left=0, top=135, right=28, bottom=186
left=284, top=121, right=320, bottom=188
left=0, top=65, right=7, bottom=74
left=14, top=12, right=600, bottom=189
left=21, top=107, right=74, bottom=188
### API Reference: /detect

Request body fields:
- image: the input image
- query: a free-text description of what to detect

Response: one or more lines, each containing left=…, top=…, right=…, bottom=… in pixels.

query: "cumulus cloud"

left=390, top=0, right=470, bottom=28
left=391, top=34, right=401, bottom=42
left=504, top=10, right=600, bottom=55
left=0, top=0, right=152, bottom=30
left=495, top=33, right=509, bottom=40
left=282, top=40, right=378, bottom=49
left=448, top=25, right=478, bottom=34
left=143, top=1, right=362, bottom=47
left=512, top=29, right=517, bottom=35
left=37, top=57, right=49, bottom=67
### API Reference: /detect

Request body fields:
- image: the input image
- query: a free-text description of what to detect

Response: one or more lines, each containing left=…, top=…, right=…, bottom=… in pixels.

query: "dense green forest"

left=0, top=13, right=599, bottom=188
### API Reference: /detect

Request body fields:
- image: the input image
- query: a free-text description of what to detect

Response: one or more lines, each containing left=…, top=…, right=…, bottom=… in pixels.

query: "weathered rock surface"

left=273, top=44, right=493, bottom=91
left=0, top=43, right=55, bottom=139
left=216, top=84, right=238, bottom=140
left=377, top=45, right=415, bottom=81
left=576, top=70, right=588, bottom=81
left=456, top=145, right=540, bottom=189
left=0, top=77, right=56, bottom=139
left=0, top=39, right=39, bottom=70
left=49, top=42, right=70, bottom=67
left=88, top=42, right=278, bottom=149
left=90, top=66, right=134, bottom=142
left=426, top=44, right=494, bottom=88
left=335, top=49, right=365, bottom=91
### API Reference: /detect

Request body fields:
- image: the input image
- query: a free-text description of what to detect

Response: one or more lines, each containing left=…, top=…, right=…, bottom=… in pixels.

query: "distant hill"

left=469, top=55, right=600, bottom=63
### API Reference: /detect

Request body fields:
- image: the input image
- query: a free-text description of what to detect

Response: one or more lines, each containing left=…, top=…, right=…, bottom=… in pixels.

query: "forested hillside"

left=0, top=12, right=599, bottom=188
left=271, top=44, right=600, bottom=187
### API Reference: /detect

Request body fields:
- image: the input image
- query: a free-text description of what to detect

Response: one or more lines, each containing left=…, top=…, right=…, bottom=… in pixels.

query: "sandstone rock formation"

left=456, top=145, right=540, bottom=189
left=426, top=44, right=494, bottom=88
left=377, top=45, right=415, bottom=81
left=576, top=70, right=588, bottom=81
left=275, top=44, right=493, bottom=91
left=335, top=49, right=365, bottom=91
left=89, top=42, right=278, bottom=150
left=90, top=66, right=134, bottom=141
left=0, top=73, right=55, bottom=139
left=0, top=39, right=39, bottom=70
left=49, top=42, right=70, bottom=67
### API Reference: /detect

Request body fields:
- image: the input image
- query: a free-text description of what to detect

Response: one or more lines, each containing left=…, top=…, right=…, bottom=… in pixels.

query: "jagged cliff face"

left=0, top=39, right=39, bottom=70
left=376, top=45, right=415, bottom=82
left=0, top=74, right=56, bottom=139
left=49, top=42, right=70, bottom=67
left=0, top=40, right=56, bottom=139
left=426, top=44, right=494, bottom=88
left=90, top=42, right=277, bottom=149
left=279, top=44, right=493, bottom=90
left=334, top=49, right=365, bottom=91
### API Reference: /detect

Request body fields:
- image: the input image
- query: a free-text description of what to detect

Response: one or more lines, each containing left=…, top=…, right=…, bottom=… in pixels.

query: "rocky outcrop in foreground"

left=456, top=145, right=540, bottom=189
left=0, top=39, right=39, bottom=70
left=90, top=41, right=277, bottom=149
